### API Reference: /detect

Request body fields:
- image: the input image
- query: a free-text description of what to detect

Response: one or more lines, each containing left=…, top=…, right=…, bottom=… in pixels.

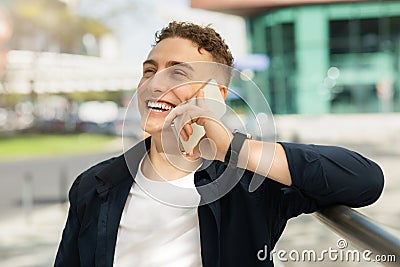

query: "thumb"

left=195, top=137, right=218, bottom=160
left=196, top=87, right=206, bottom=109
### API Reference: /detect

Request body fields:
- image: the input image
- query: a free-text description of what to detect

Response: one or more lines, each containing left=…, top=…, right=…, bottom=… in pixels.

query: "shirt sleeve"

left=278, top=142, right=384, bottom=219
left=54, top=176, right=81, bottom=267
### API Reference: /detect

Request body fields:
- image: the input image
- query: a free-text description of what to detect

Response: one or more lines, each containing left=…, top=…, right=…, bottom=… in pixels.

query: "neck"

left=141, top=135, right=202, bottom=181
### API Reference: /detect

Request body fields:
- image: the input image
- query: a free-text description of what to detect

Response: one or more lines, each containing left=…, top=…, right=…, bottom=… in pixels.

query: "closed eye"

left=143, top=67, right=156, bottom=77
left=173, top=69, right=186, bottom=76
left=169, top=66, right=190, bottom=80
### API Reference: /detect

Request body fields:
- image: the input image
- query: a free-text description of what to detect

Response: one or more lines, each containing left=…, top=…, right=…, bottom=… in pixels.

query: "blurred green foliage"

left=0, top=133, right=117, bottom=160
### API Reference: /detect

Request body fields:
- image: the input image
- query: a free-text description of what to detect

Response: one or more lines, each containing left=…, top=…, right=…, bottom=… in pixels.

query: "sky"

left=77, top=0, right=247, bottom=78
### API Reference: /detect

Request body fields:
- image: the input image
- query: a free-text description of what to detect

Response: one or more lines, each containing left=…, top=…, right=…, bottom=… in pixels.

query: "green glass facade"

left=248, top=1, right=400, bottom=114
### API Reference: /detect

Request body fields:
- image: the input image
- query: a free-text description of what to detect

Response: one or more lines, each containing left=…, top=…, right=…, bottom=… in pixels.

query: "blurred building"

left=192, top=0, right=400, bottom=114
left=4, top=50, right=137, bottom=94
left=0, top=0, right=137, bottom=96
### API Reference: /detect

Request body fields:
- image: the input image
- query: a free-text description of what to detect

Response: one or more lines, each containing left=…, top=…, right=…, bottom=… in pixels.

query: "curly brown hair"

left=154, top=21, right=234, bottom=67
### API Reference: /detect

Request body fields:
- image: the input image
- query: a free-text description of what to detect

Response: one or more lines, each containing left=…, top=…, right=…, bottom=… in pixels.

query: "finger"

left=179, top=121, right=193, bottom=141
left=179, top=126, right=189, bottom=141
left=191, top=144, right=201, bottom=158
left=165, top=105, right=185, bottom=123
left=196, top=85, right=206, bottom=109
left=183, top=123, right=193, bottom=139
left=165, top=110, right=177, bottom=124
left=166, top=97, right=199, bottom=122
left=191, top=136, right=205, bottom=158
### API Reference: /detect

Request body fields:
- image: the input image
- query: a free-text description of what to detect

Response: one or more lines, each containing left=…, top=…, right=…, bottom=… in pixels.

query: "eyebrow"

left=166, top=61, right=195, bottom=72
left=142, top=59, right=194, bottom=72
left=142, top=59, right=157, bottom=67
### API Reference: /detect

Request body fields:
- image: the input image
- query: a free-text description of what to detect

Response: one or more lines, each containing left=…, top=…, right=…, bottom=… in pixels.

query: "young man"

left=55, top=21, right=384, bottom=267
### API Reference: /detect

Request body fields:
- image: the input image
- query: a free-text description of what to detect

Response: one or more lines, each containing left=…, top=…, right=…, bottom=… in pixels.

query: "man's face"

left=137, top=37, right=215, bottom=135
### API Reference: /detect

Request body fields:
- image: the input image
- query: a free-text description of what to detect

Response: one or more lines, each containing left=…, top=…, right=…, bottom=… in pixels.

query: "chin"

left=142, top=118, right=165, bottom=136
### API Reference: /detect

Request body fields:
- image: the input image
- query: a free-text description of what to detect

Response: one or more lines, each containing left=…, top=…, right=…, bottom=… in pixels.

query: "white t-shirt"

left=113, top=158, right=203, bottom=267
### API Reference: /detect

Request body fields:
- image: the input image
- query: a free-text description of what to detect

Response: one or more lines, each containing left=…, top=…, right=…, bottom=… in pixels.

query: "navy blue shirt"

left=55, top=139, right=384, bottom=267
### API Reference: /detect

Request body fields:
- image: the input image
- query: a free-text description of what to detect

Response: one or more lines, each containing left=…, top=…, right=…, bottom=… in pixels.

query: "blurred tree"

left=11, top=0, right=110, bottom=54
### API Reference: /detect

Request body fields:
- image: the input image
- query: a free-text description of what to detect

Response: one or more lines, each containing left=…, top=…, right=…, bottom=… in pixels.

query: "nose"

left=143, top=70, right=173, bottom=96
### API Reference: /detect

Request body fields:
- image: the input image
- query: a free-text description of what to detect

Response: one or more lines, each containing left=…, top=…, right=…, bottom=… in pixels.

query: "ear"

left=218, top=85, right=228, bottom=100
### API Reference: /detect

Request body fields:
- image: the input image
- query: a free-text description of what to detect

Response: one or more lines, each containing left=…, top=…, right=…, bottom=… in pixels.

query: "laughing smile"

left=147, top=100, right=175, bottom=113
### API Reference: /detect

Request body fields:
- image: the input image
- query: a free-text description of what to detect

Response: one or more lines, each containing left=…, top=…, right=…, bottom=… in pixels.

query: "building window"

left=330, top=18, right=381, bottom=54
left=329, top=16, right=400, bottom=113
left=265, top=23, right=297, bottom=114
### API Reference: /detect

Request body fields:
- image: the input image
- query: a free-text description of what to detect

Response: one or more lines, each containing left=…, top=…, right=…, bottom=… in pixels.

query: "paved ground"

left=0, top=142, right=398, bottom=267
left=0, top=204, right=67, bottom=267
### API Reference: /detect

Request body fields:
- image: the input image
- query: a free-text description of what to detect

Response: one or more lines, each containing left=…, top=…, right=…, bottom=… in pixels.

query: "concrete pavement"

left=0, top=203, right=67, bottom=267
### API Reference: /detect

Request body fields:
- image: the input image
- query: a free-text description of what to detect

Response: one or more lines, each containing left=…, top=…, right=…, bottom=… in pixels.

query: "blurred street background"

left=0, top=0, right=399, bottom=266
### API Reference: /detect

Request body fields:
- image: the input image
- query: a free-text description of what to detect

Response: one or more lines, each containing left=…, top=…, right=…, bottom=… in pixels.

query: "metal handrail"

left=314, top=205, right=400, bottom=267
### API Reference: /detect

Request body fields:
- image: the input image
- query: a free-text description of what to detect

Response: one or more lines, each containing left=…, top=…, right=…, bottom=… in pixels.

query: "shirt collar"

left=95, top=137, right=221, bottom=193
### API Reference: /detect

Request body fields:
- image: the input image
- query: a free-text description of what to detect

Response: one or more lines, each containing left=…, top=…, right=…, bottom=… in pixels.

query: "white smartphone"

left=170, top=80, right=226, bottom=154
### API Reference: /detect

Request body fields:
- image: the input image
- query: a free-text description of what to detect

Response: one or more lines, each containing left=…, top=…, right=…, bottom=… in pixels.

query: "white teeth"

left=147, top=101, right=173, bottom=111
left=161, top=104, right=171, bottom=110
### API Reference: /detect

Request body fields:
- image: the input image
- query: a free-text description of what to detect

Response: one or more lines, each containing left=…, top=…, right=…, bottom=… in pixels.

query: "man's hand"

left=165, top=86, right=232, bottom=162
